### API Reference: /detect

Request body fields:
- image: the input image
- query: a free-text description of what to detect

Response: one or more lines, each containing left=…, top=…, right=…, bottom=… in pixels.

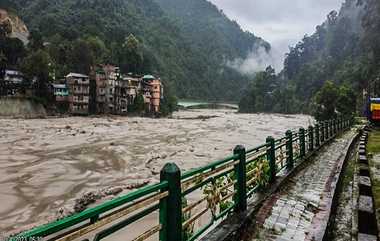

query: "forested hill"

left=1, top=0, right=270, bottom=101
left=239, top=0, right=380, bottom=119
left=155, top=0, right=270, bottom=61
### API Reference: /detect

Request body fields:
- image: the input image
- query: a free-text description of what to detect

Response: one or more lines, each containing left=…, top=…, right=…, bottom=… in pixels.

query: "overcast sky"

left=209, top=0, right=344, bottom=67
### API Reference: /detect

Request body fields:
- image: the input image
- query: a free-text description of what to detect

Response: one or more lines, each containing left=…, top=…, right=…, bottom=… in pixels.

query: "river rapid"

left=0, top=109, right=313, bottom=234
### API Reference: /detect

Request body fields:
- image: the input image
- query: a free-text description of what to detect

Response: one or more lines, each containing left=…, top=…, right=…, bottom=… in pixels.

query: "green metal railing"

left=11, top=118, right=353, bottom=241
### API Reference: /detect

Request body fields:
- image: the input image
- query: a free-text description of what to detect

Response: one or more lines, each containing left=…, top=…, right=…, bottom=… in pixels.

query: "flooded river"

left=0, top=109, right=313, bottom=234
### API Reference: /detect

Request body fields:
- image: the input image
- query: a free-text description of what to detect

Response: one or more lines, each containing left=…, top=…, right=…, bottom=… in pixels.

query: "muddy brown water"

left=0, top=109, right=313, bottom=236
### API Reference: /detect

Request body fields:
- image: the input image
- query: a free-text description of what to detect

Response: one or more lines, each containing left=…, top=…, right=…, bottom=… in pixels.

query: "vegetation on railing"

left=11, top=118, right=353, bottom=241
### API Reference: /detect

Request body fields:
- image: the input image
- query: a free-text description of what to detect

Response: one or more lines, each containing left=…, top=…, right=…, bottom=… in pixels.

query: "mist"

left=210, top=0, right=344, bottom=73
left=227, top=46, right=283, bottom=74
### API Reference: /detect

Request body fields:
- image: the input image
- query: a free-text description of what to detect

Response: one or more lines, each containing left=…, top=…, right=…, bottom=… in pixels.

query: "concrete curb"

left=309, top=128, right=361, bottom=241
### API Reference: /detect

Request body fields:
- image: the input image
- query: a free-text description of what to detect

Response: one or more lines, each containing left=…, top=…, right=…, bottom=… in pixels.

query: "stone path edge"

left=306, top=129, right=361, bottom=241
left=200, top=129, right=357, bottom=241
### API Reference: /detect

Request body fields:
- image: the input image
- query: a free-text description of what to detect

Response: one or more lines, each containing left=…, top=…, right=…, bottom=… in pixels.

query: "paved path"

left=251, top=130, right=357, bottom=241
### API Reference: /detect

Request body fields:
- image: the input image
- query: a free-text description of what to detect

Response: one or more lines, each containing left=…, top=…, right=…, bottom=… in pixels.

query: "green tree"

left=128, top=94, right=145, bottom=113
left=28, top=30, right=44, bottom=50
left=85, top=36, right=108, bottom=64
left=21, top=49, right=52, bottom=100
left=0, top=37, right=26, bottom=67
left=313, top=81, right=339, bottom=121
left=120, top=34, right=143, bottom=74
left=70, top=39, right=94, bottom=74
left=239, top=66, right=276, bottom=113
left=160, top=83, right=178, bottom=116
left=336, top=85, right=356, bottom=117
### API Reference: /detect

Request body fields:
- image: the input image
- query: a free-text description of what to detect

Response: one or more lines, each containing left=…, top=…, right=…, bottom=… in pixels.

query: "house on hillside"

left=102, top=65, right=119, bottom=113
left=4, top=70, right=24, bottom=84
left=114, top=75, right=140, bottom=114
left=93, top=68, right=107, bottom=114
left=66, top=73, right=90, bottom=115
left=52, top=83, right=69, bottom=102
left=0, top=70, right=26, bottom=96
left=141, top=75, right=163, bottom=113
left=51, top=83, right=70, bottom=112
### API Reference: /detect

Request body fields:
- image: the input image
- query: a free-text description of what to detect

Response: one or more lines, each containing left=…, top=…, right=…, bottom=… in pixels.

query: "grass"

left=367, top=130, right=380, bottom=154
left=367, top=130, right=380, bottom=226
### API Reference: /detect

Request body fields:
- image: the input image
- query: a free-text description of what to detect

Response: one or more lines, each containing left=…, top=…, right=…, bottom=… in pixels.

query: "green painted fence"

left=11, top=118, right=353, bottom=241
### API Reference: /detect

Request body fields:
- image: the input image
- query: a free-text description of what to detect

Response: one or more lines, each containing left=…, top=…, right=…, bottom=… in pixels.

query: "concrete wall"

left=0, top=97, right=46, bottom=118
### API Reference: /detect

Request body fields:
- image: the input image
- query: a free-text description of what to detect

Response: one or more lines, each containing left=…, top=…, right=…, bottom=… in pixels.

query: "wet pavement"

left=0, top=109, right=312, bottom=234
left=250, top=130, right=357, bottom=241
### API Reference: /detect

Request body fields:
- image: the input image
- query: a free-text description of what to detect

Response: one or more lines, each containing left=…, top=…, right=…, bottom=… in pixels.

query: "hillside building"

left=102, top=65, right=119, bottom=113
left=66, top=73, right=90, bottom=115
left=142, top=75, right=163, bottom=113
left=51, top=83, right=69, bottom=102
left=115, top=75, right=140, bottom=114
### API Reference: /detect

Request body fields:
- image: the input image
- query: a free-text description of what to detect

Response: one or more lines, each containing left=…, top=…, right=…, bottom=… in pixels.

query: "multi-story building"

left=66, top=73, right=90, bottom=115
left=0, top=70, right=25, bottom=96
left=141, top=75, right=162, bottom=113
left=114, top=75, right=140, bottom=114
left=94, top=68, right=107, bottom=114
left=4, top=70, right=24, bottom=84
left=51, top=83, right=69, bottom=102
left=102, top=65, right=119, bottom=113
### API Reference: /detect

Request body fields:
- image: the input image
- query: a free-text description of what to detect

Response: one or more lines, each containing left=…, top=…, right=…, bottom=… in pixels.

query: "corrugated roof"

left=143, top=75, right=155, bottom=80
left=66, top=73, right=89, bottom=78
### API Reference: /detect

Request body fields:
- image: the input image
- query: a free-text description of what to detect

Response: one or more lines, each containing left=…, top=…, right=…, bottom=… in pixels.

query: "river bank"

left=0, top=109, right=313, bottom=234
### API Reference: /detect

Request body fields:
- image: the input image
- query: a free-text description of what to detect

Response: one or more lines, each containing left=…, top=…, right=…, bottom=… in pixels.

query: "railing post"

left=315, top=124, right=320, bottom=147
left=308, top=125, right=314, bottom=152
left=334, top=120, right=337, bottom=135
left=320, top=122, right=325, bottom=143
left=299, top=128, right=306, bottom=158
left=160, top=163, right=182, bottom=241
left=266, top=137, right=276, bottom=183
left=234, top=145, right=247, bottom=212
left=329, top=121, right=332, bottom=138
left=286, top=130, right=294, bottom=170
left=325, top=121, right=329, bottom=140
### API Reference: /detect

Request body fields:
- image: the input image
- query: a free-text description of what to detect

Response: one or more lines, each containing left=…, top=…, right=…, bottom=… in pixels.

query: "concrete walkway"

left=251, top=130, right=357, bottom=241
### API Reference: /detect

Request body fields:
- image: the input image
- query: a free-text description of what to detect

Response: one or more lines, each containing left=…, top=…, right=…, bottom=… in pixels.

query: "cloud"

left=209, top=0, right=344, bottom=71
left=227, top=46, right=282, bottom=74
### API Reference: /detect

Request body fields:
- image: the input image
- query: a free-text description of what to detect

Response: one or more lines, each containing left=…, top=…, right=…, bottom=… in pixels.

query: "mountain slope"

left=282, top=0, right=367, bottom=106
left=239, top=0, right=380, bottom=115
left=3, top=0, right=270, bottom=101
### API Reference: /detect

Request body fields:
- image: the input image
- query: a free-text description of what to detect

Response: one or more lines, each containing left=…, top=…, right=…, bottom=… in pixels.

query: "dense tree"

left=28, top=29, right=44, bottom=50
left=239, top=66, right=276, bottom=113
left=313, top=81, right=357, bottom=121
left=313, top=81, right=339, bottom=121
left=240, top=0, right=372, bottom=117
left=7, top=0, right=270, bottom=101
left=120, top=34, right=143, bottom=74
left=0, top=37, right=26, bottom=68
left=160, top=83, right=178, bottom=116
left=21, top=49, right=51, bottom=100
left=70, top=39, right=94, bottom=74
left=128, top=94, right=145, bottom=113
